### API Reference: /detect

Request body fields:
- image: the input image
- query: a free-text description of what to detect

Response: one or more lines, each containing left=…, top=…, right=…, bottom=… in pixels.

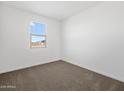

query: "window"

left=30, top=22, right=46, bottom=48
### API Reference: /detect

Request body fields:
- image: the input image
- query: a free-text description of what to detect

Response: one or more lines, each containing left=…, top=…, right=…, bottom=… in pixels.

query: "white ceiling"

left=3, top=1, right=103, bottom=20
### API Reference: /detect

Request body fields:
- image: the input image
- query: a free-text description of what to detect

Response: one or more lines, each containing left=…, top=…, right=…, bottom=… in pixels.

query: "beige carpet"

left=0, top=60, right=124, bottom=91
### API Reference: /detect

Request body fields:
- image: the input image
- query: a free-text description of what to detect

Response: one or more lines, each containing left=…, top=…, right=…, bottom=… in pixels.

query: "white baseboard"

left=62, top=58, right=124, bottom=83
left=0, top=58, right=61, bottom=74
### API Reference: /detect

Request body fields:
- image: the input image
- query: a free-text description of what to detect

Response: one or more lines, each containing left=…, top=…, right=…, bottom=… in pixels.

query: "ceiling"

left=3, top=1, right=103, bottom=20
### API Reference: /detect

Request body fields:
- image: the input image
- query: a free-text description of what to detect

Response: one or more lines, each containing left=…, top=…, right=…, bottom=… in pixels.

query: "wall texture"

left=0, top=4, right=61, bottom=73
left=61, top=2, right=124, bottom=82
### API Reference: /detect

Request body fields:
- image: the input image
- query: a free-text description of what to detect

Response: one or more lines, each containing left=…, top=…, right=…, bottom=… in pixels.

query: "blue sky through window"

left=31, top=22, right=46, bottom=42
left=32, top=36, right=45, bottom=42
left=31, top=22, right=46, bottom=35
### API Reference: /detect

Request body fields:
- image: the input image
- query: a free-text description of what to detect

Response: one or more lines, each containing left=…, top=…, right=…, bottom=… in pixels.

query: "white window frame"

left=30, top=22, right=47, bottom=48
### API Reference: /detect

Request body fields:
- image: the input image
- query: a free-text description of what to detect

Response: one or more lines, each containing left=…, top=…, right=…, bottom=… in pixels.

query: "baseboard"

left=61, top=59, right=124, bottom=83
left=1, top=58, right=124, bottom=84
left=0, top=58, right=61, bottom=75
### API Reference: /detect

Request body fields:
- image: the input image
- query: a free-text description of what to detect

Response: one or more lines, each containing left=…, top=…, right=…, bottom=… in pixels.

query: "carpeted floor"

left=0, top=60, right=124, bottom=91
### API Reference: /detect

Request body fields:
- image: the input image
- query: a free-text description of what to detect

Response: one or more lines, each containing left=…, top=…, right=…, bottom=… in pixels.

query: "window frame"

left=30, top=21, right=47, bottom=48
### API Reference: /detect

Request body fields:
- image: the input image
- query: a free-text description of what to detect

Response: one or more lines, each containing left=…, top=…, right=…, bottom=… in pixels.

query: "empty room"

left=0, top=0, right=124, bottom=91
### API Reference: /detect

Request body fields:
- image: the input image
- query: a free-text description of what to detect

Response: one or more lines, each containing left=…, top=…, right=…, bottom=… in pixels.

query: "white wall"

left=0, top=4, right=61, bottom=73
left=0, top=6, right=1, bottom=60
left=61, top=2, right=124, bottom=82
